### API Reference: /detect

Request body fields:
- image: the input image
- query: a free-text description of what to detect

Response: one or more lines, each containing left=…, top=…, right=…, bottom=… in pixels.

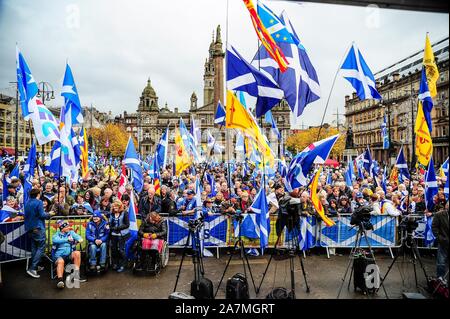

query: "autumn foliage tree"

left=88, top=124, right=137, bottom=157
left=286, top=126, right=345, bottom=160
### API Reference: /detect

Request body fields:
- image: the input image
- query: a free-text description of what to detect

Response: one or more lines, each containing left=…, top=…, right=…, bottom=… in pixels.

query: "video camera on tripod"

left=350, top=204, right=373, bottom=230
left=187, top=208, right=205, bottom=232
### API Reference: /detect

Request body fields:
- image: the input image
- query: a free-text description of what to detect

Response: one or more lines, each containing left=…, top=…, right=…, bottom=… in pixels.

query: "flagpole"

left=317, top=42, right=353, bottom=140
left=225, top=0, right=233, bottom=194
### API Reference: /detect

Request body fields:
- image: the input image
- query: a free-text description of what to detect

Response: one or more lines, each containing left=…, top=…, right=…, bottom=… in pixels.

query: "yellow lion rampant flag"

left=175, top=126, right=191, bottom=176
left=310, top=167, right=335, bottom=227
left=423, top=34, right=440, bottom=98
left=415, top=101, right=433, bottom=167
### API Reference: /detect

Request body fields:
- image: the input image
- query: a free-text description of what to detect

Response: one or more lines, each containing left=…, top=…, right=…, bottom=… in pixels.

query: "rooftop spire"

left=216, top=25, right=222, bottom=44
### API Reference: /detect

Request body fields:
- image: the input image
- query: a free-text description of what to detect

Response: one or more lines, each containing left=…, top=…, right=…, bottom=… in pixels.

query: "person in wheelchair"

left=52, top=220, right=85, bottom=289
left=135, top=211, right=167, bottom=272
left=86, top=210, right=110, bottom=271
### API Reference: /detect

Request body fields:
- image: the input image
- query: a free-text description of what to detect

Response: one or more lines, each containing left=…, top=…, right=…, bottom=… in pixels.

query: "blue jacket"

left=86, top=219, right=109, bottom=243
left=52, top=230, right=82, bottom=260
left=24, top=198, right=50, bottom=232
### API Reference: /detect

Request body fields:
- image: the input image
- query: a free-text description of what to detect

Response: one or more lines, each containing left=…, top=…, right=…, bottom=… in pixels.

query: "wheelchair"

left=84, top=241, right=110, bottom=276
left=132, top=237, right=169, bottom=276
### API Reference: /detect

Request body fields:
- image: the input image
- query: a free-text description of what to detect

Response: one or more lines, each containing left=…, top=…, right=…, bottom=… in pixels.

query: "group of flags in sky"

left=8, top=0, right=447, bottom=253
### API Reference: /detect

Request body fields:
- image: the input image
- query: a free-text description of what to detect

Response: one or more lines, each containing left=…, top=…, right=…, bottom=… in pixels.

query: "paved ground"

left=0, top=248, right=437, bottom=299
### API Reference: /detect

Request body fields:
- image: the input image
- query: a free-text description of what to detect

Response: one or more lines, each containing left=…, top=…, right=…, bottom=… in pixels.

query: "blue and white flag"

left=425, top=157, right=438, bottom=212
left=286, top=134, right=339, bottom=189
left=440, top=157, right=448, bottom=175
left=155, top=127, right=168, bottom=169
left=2, top=175, right=8, bottom=204
left=61, top=63, right=83, bottom=128
left=10, top=163, right=20, bottom=180
left=16, top=46, right=38, bottom=120
left=23, top=142, right=36, bottom=207
left=235, top=131, right=245, bottom=154
left=128, top=193, right=138, bottom=239
left=418, top=67, right=434, bottom=132
left=190, top=116, right=201, bottom=147
left=340, top=43, right=381, bottom=100
left=362, top=146, right=374, bottom=177
left=214, top=101, right=226, bottom=126
left=381, top=166, right=387, bottom=194
left=227, top=45, right=284, bottom=118
left=264, top=110, right=281, bottom=138
left=207, top=130, right=224, bottom=155
left=444, top=167, right=449, bottom=201
left=395, top=147, right=410, bottom=182
left=250, top=188, right=270, bottom=253
left=326, top=170, right=333, bottom=185
left=180, top=117, right=201, bottom=162
left=253, top=10, right=320, bottom=118
left=206, top=173, right=217, bottom=197
left=123, top=137, right=143, bottom=193
left=424, top=216, right=436, bottom=247
left=345, top=167, right=353, bottom=187
left=381, top=115, right=389, bottom=149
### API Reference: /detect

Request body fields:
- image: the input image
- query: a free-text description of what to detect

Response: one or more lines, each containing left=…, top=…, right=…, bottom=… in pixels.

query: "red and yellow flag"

left=80, top=127, right=89, bottom=179
left=242, top=0, right=289, bottom=72
left=423, top=34, right=439, bottom=98
left=310, top=167, right=335, bottom=227
left=415, top=101, right=433, bottom=167
left=175, top=125, right=191, bottom=176
left=389, top=166, right=398, bottom=188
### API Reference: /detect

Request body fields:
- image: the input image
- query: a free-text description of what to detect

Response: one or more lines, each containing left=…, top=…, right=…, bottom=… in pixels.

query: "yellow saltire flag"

left=423, top=34, right=439, bottom=98
left=226, top=90, right=275, bottom=167
left=415, top=101, right=433, bottom=167
left=175, top=126, right=191, bottom=176
left=310, top=167, right=335, bottom=227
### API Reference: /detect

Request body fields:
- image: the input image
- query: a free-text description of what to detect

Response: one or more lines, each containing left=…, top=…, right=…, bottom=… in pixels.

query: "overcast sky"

left=0, top=0, right=448, bottom=128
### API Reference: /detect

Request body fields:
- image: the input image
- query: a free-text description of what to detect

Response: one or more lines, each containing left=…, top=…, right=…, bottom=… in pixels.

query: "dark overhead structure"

left=279, top=0, right=448, bottom=13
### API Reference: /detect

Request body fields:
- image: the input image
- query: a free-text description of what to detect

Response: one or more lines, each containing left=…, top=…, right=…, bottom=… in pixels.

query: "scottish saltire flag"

left=2, top=175, right=8, bottom=204
left=155, top=127, right=168, bottom=169
left=2, top=155, right=15, bottom=165
left=180, top=117, right=201, bottom=162
left=123, top=137, right=143, bottom=193
left=214, top=101, right=226, bottom=126
left=395, top=147, right=410, bottom=182
left=23, top=142, right=36, bottom=207
left=250, top=188, right=270, bottom=253
left=362, top=146, right=374, bottom=176
left=299, top=217, right=315, bottom=250
left=424, top=216, right=436, bottom=247
left=234, top=214, right=260, bottom=239
left=326, top=170, right=333, bottom=185
left=381, top=115, right=389, bottom=149
left=440, top=157, right=449, bottom=177
left=16, top=46, right=38, bottom=120
left=340, top=43, right=381, bottom=100
left=444, top=167, right=449, bottom=200
left=253, top=10, right=320, bottom=118
left=235, top=132, right=245, bottom=154
left=125, top=193, right=139, bottom=259
left=61, top=63, right=83, bottom=128
left=425, top=157, right=438, bottom=212
left=278, top=159, right=288, bottom=178
left=345, top=167, right=353, bottom=187
left=348, top=158, right=355, bottom=181
left=207, top=130, right=224, bottom=154
left=418, top=67, right=434, bottom=132
left=227, top=45, right=284, bottom=117
left=381, top=167, right=387, bottom=194
left=286, top=134, right=339, bottom=189
left=190, top=116, right=201, bottom=147
left=10, top=163, right=20, bottom=180
left=264, top=110, right=281, bottom=138
left=206, top=173, right=217, bottom=197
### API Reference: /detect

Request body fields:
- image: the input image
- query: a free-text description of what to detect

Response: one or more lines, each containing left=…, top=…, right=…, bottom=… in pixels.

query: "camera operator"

left=275, top=184, right=302, bottom=237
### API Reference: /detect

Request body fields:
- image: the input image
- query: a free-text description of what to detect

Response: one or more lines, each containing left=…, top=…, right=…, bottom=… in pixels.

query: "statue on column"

left=345, top=126, right=354, bottom=149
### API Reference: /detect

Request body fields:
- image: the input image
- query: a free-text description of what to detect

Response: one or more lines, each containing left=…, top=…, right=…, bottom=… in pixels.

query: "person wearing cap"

left=52, top=220, right=85, bottom=288
left=24, top=188, right=54, bottom=279
left=351, top=191, right=367, bottom=212
left=86, top=211, right=110, bottom=271
left=180, top=189, right=197, bottom=216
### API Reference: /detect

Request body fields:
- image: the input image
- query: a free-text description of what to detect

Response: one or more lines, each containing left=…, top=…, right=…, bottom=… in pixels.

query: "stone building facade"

left=344, top=37, right=449, bottom=167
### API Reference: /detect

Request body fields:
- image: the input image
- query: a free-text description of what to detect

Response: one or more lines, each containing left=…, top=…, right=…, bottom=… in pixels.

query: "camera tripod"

left=173, top=217, right=205, bottom=293
left=214, top=213, right=257, bottom=297
left=257, top=215, right=310, bottom=299
left=376, top=224, right=430, bottom=296
left=337, top=222, right=388, bottom=298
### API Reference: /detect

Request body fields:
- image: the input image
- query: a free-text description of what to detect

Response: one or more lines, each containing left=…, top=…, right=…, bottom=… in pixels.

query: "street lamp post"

left=37, top=81, right=55, bottom=165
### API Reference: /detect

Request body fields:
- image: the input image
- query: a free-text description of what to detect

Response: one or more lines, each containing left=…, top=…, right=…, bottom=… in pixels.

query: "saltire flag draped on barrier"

left=155, top=127, right=168, bottom=169
left=123, top=137, right=143, bottom=193
left=249, top=187, right=270, bottom=253
left=227, top=45, right=283, bottom=117
left=424, top=157, right=438, bottom=212
left=175, top=125, right=191, bottom=176
left=16, top=47, right=60, bottom=145
left=362, top=146, right=374, bottom=177
left=23, top=141, right=36, bottom=208
left=61, top=63, right=84, bottom=128
left=214, top=101, right=226, bottom=126
left=423, top=34, right=439, bottom=98
left=79, top=127, right=89, bottom=179
left=381, top=115, right=389, bottom=149
left=310, top=167, right=335, bottom=227
left=286, top=134, right=339, bottom=189
left=415, top=100, right=433, bottom=167
left=253, top=10, right=320, bottom=118
left=264, top=110, right=281, bottom=138
left=395, top=147, right=410, bottom=182
left=242, top=0, right=289, bottom=72
left=225, top=90, right=275, bottom=167
left=418, top=67, right=434, bottom=132
left=340, top=43, right=381, bottom=100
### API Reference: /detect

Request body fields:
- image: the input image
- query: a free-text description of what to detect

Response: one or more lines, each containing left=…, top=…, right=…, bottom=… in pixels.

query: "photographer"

left=432, top=203, right=449, bottom=281
left=275, top=184, right=301, bottom=237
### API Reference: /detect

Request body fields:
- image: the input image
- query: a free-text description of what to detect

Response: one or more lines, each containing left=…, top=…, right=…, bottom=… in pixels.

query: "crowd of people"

left=0, top=157, right=448, bottom=287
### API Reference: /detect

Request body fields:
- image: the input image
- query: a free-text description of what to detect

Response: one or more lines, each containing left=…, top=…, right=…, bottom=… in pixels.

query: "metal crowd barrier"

left=0, top=220, right=31, bottom=283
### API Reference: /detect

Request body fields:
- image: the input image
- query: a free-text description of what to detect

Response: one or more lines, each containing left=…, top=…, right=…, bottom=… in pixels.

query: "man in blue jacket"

left=52, top=220, right=84, bottom=289
left=24, top=189, right=54, bottom=279
left=86, top=210, right=110, bottom=270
